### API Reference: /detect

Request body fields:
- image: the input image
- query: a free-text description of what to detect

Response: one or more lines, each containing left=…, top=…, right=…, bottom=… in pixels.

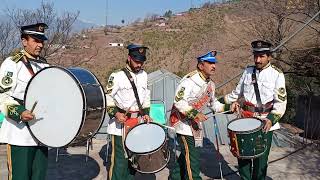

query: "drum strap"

left=22, top=56, right=35, bottom=76
left=122, top=68, right=144, bottom=115
left=252, top=68, right=263, bottom=113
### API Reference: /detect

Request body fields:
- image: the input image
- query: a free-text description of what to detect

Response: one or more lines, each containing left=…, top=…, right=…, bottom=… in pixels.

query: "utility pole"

left=104, top=0, right=108, bottom=35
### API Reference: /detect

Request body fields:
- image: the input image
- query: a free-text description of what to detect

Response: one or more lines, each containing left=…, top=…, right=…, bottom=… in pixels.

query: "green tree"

left=163, top=10, right=173, bottom=18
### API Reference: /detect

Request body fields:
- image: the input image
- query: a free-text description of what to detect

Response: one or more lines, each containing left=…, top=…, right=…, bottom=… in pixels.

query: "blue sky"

left=2, top=0, right=222, bottom=25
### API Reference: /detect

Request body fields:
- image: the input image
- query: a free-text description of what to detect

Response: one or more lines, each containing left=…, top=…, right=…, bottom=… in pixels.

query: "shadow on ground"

left=47, top=148, right=100, bottom=180
left=99, top=137, right=241, bottom=180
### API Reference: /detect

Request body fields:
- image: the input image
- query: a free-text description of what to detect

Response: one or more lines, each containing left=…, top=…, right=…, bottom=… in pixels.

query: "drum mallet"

left=30, top=101, right=38, bottom=113
left=213, top=116, right=224, bottom=180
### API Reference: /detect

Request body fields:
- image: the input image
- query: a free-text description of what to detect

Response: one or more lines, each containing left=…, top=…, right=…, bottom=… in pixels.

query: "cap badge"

left=39, top=25, right=44, bottom=32
left=257, top=42, right=262, bottom=47
left=138, top=48, right=145, bottom=54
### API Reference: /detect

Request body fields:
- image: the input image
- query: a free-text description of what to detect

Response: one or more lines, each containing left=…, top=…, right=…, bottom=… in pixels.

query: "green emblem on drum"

left=2, top=76, right=12, bottom=86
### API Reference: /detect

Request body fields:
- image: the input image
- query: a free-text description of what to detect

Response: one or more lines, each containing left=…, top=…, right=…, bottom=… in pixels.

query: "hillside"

left=47, top=1, right=318, bottom=95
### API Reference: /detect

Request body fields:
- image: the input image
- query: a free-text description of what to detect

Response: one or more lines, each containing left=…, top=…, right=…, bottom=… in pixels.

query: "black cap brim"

left=130, top=54, right=146, bottom=62
left=253, top=50, right=271, bottom=55
left=29, top=34, right=48, bottom=41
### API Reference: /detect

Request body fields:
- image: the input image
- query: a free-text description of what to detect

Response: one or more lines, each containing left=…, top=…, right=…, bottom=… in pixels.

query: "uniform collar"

left=125, top=65, right=133, bottom=72
left=125, top=65, right=143, bottom=74
left=197, top=70, right=210, bottom=82
left=22, top=50, right=38, bottom=60
left=256, top=62, right=271, bottom=72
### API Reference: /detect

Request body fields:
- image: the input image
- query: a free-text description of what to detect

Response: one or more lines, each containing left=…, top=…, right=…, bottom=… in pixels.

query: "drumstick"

left=206, top=110, right=231, bottom=118
left=152, top=122, right=176, bottom=131
left=213, top=116, right=224, bottom=180
left=30, top=101, right=38, bottom=113
left=124, top=101, right=137, bottom=116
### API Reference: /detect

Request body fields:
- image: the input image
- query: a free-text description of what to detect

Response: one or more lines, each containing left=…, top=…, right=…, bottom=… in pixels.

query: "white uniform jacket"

left=105, top=66, right=150, bottom=136
left=172, top=70, right=229, bottom=136
left=223, top=63, right=287, bottom=129
left=0, top=50, right=49, bottom=146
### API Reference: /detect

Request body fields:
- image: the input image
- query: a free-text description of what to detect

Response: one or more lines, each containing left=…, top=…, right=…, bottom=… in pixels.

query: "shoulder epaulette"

left=185, top=70, right=197, bottom=78
left=115, top=69, right=122, bottom=73
left=247, top=65, right=255, bottom=68
left=271, top=65, right=283, bottom=73
left=11, top=52, right=24, bottom=63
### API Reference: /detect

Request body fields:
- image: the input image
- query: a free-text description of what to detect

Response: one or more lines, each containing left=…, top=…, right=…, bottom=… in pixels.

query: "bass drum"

left=24, top=66, right=106, bottom=148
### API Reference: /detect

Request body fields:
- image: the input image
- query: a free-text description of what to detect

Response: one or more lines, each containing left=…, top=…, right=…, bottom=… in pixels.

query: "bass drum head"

left=125, top=123, right=166, bottom=154
left=25, top=67, right=85, bottom=148
left=228, top=118, right=262, bottom=132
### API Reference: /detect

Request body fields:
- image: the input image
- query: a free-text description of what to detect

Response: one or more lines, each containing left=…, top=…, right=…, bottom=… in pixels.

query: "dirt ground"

left=1, top=138, right=319, bottom=180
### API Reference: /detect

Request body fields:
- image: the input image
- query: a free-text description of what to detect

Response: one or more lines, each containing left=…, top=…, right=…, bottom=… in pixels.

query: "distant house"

left=156, top=22, right=166, bottom=27
left=155, top=16, right=168, bottom=22
left=109, top=43, right=123, bottom=47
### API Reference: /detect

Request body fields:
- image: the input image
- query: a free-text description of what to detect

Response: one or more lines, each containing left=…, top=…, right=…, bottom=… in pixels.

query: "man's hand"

left=231, top=102, right=240, bottom=113
left=20, top=110, right=34, bottom=121
left=143, top=115, right=152, bottom=123
left=194, top=112, right=208, bottom=122
left=115, top=112, right=127, bottom=123
left=262, top=118, right=272, bottom=132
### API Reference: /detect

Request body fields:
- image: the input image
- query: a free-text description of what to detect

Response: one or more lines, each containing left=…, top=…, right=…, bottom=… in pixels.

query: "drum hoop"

left=135, top=148, right=170, bottom=174
left=68, top=67, right=107, bottom=142
left=227, top=117, right=264, bottom=134
left=125, top=122, right=166, bottom=155
left=24, top=66, right=87, bottom=148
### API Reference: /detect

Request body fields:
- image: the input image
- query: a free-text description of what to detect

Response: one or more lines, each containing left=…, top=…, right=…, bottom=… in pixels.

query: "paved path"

left=1, top=139, right=319, bottom=180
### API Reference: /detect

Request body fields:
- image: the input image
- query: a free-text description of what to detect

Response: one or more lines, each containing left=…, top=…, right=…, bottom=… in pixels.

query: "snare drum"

left=227, top=118, right=267, bottom=159
left=24, top=66, right=106, bottom=148
left=125, top=122, right=170, bottom=174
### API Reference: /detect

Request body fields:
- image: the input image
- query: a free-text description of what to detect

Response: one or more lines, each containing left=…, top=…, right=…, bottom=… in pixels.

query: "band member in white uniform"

left=169, top=51, right=237, bottom=180
left=220, top=40, right=287, bottom=180
left=0, top=23, right=50, bottom=180
left=106, top=44, right=151, bottom=180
